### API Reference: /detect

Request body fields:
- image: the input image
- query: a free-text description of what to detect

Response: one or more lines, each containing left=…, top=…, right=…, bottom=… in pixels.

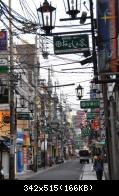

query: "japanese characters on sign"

left=53, top=34, right=89, bottom=54
left=80, top=100, right=100, bottom=109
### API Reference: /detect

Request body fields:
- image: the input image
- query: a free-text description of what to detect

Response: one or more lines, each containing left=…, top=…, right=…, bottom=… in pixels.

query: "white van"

left=79, top=150, right=90, bottom=164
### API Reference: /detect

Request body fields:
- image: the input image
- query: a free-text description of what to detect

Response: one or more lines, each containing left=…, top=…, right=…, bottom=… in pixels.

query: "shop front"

left=0, top=136, right=10, bottom=176
left=22, top=130, right=31, bottom=171
left=0, top=111, right=10, bottom=176
left=16, top=130, right=23, bottom=173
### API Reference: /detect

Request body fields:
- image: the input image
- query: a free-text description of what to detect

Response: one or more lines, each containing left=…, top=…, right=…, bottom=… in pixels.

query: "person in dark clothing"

left=93, top=154, right=104, bottom=180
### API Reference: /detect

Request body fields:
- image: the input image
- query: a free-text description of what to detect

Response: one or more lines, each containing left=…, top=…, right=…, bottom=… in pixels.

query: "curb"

left=16, top=160, right=72, bottom=180
left=17, top=165, right=58, bottom=180
left=4, top=165, right=59, bottom=180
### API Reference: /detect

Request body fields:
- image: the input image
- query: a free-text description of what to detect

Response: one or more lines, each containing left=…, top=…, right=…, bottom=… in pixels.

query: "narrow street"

left=1, top=0, right=119, bottom=181
left=25, top=159, right=83, bottom=180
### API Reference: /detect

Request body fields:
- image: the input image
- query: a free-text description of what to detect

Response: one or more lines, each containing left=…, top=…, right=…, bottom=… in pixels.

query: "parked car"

left=79, top=150, right=90, bottom=164
left=55, top=156, right=64, bottom=164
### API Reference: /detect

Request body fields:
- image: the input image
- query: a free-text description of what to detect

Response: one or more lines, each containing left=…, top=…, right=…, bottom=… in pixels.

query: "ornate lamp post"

left=37, top=0, right=56, bottom=35
left=19, top=96, right=26, bottom=108
left=63, top=0, right=81, bottom=19
left=18, top=97, right=34, bottom=113
left=29, top=102, right=34, bottom=114
left=76, top=84, right=83, bottom=100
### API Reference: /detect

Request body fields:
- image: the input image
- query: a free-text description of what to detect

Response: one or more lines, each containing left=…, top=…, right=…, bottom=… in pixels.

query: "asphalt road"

left=26, top=159, right=84, bottom=180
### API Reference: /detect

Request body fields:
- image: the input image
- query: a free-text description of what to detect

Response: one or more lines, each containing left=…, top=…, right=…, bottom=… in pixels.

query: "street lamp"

left=63, top=0, right=81, bottom=19
left=29, top=102, right=34, bottom=113
left=19, top=96, right=26, bottom=108
left=76, top=84, right=83, bottom=100
left=37, top=0, right=56, bottom=35
left=18, top=96, right=34, bottom=113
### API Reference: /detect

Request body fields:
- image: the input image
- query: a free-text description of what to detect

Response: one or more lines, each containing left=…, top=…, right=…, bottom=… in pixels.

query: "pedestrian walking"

left=93, top=154, right=104, bottom=180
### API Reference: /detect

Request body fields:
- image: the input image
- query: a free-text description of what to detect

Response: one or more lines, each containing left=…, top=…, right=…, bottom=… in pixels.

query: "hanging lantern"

left=63, top=0, right=81, bottom=19
left=76, top=84, right=83, bottom=100
left=37, top=0, right=56, bottom=35
left=19, top=96, right=26, bottom=108
left=29, top=102, right=34, bottom=113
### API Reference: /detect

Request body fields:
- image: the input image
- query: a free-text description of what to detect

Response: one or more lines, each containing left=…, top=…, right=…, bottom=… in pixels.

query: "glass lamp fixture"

left=29, top=102, right=34, bottom=113
left=37, top=0, right=56, bottom=35
left=63, top=0, right=81, bottom=19
left=19, top=96, right=26, bottom=108
left=76, top=84, right=83, bottom=100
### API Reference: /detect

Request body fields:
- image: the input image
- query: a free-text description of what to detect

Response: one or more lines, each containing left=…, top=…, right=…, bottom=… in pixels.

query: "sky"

left=0, top=0, right=95, bottom=113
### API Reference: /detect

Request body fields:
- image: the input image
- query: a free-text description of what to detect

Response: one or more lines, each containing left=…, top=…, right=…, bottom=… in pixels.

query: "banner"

left=0, top=111, right=10, bottom=136
left=0, top=31, right=7, bottom=51
left=0, top=77, right=8, bottom=103
left=97, top=0, right=117, bottom=73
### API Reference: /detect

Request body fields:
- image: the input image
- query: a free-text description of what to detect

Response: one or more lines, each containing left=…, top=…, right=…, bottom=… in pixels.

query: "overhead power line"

left=40, top=83, right=75, bottom=88
left=61, top=67, right=93, bottom=71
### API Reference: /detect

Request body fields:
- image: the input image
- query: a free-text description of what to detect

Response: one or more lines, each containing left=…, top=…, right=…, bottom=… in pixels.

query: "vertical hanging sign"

left=0, top=31, right=8, bottom=74
left=0, top=31, right=8, bottom=102
left=0, top=31, right=7, bottom=50
left=97, top=0, right=117, bottom=73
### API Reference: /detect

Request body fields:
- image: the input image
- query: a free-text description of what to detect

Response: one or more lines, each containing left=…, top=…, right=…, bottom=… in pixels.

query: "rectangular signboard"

left=87, top=112, right=95, bottom=119
left=97, top=0, right=117, bottom=73
left=0, top=77, right=8, bottom=103
left=80, top=100, right=100, bottom=109
left=0, top=55, right=8, bottom=74
left=81, top=127, right=91, bottom=136
left=0, top=31, right=7, bottom=50
left=53, top=34, right=89, bottom=54
left=87, top=112, right=99, bottom=119
left=0, top=66, right=8, bottom=73
left=17, top=112, right=32, bottom=120
left=0, top=58, right=8, bottom=66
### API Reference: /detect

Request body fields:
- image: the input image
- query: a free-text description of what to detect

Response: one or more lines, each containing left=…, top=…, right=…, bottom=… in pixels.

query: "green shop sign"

left=53, top=34, right=89, bottom=54
left=87, top=112, right=95, bottom=119
left=80, top=100, right=100, bottom=109
left=17, top=112, right=32, bottom=120
left=81, top=127, right=91, bottom=136
left=0, top=66, right=8, bottom=73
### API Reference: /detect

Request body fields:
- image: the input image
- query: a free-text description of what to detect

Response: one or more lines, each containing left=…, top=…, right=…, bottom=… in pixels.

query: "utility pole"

left=102, top=81, right=113, bottom=179
left=60, top=94, right=64, bottom=158
left=53, top=83, right=58, bottom=159
left=47, top=68, right=52, bottom=158
left=9, top=0, right=15, bottom=180
left=53, top=83, right=57, bottom=121
left=33, top=33, right=38, bottom=172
